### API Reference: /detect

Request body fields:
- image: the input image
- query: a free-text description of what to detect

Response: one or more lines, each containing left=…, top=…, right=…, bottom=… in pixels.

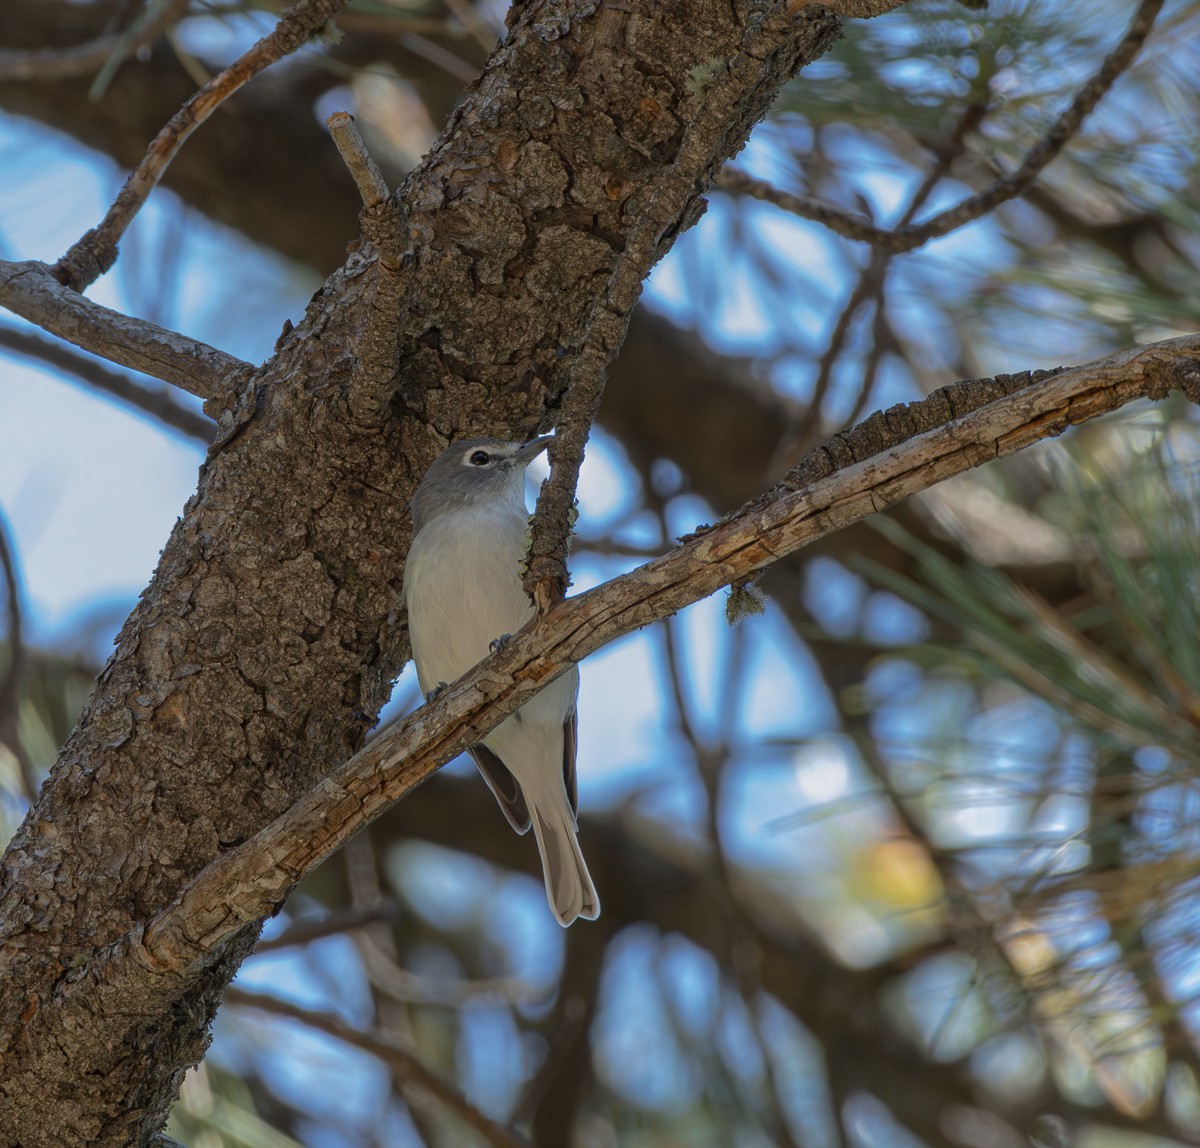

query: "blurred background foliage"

left=2, top=0, right=1200, bottom=1145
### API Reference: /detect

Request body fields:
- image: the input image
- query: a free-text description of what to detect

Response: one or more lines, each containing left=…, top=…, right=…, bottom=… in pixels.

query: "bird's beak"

left=514, top=435, right=554, bottom=467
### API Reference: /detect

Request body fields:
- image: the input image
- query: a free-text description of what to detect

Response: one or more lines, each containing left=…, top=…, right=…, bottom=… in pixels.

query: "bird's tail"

left=529, top=799, right=600, bottom=927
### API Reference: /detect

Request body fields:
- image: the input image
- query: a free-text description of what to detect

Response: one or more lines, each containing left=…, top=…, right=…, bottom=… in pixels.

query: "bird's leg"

left=424, top=682, right=449, bottom=704
left=489, top=633, right=513, bottom=654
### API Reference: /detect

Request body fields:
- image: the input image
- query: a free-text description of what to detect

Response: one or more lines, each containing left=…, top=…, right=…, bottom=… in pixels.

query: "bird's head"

left=411, top=435, right=552, bottom=531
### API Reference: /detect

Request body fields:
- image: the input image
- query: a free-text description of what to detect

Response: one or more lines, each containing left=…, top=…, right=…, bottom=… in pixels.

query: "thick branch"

left=523, top=0, right=836, bottom=606
left=0, top=260, right=252, bottom=402
left=39, top=335, right=1198, bottom=1032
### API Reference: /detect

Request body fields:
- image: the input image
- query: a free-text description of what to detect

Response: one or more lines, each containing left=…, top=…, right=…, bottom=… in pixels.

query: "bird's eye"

left=469, top=450, right=491, bottom=466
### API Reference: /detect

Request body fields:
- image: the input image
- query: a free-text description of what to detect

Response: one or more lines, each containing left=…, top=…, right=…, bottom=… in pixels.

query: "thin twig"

left=359, top=933, right=545, bottom=1007
left=779, top=94, right=991, bottom=464
left=512, top=992, right=591, bottom=1127
left=91, top=0, right=193, bottom=100
left=0, top=509, right=36, bottom=803
left=717, top=168, right=889, bottom=244
left=226, top=988, right=532, bottom=1148
left=343, top=833, right=542, bottom=1007
left=841, top=302, right=900, bottom=430
left=341, top=832, right=431, bottom=1121
left=783, top=259, right=886, bottom=461
left=53, top=0, right=354, bottom=291
left=326, top=112, right=392, bottom=209
left=252, top=900, right=401, bottom=953
left=399, top=32, right=480, bottom=85
left=907, top=0, right=1164, bottom=246
left=0, top=261, right=253, bottom=402
left=441, top=0, right=498, bottom=54
left=719, top=0, right=1164, bottom=254
left=0, top=0, right=185, bottom=83
left=0, top=35, right=127, bottom=82
left=324, top=11, right=472, bottom=37
left=0, top=325, right=212, bottom=443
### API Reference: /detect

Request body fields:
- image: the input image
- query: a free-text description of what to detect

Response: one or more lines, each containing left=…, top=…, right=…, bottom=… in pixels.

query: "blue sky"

left=2, top=3, right=1193, bottom=1135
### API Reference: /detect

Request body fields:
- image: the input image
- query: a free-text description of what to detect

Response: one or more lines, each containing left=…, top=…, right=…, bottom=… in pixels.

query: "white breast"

left=404, top=507, right=578, bottom=729
left=405, top=507, right=534, bottom=690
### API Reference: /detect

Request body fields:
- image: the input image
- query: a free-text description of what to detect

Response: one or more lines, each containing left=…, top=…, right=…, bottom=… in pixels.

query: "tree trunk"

left=0, top=1, right=845, bottom=1141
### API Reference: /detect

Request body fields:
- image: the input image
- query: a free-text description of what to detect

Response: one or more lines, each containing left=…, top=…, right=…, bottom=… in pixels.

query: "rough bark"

left=97, top=335, right=1200, bottom=990
left=0, top=0, right=1077, bottom=617
left=6, top=329, right=1196, bottom=1148
left=0, top=0, right=847, bottom=1142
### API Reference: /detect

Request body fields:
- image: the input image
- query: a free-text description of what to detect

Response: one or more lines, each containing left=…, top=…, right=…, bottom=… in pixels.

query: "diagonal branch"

left=0, top=33, right=136, bottom=83
left=779, top=92, right=991, bottom=461
left=0, top=325, right=213, bottom=443
left=0, top=0, right=186, bottom=83
left=53, top=0, right=354, bottom=291
left=225, top=988, right=531, bottom=1148
left=0, top=507, right=36, bottom=803
left=718, top=0, right=1164, bottom=252
left=523, top=0, right=825, bottom=608
left=38, top=334, right=1199, bottom=1039
left=0, top=261, right=252, bottom=402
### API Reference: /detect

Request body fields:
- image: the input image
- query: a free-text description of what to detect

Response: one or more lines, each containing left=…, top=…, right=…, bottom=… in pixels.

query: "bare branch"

left=909, top=0, right=1164, bottom=244
left=225, top=988, right=532, bottom=1148
left=53, top=0, right=355, bottom=291
left=40, top=334, right=1194, bottom=1023
left=779, top=93, right=991, bottom=462
left=323, top=110, right=414, bottom=422
left=441, top=0, right=499, bottom=54
left=524, top=0, right=823, bottom=608
left=716, top=167, right=888, bottom=243
left=251, top=900, right=401, bottom=954
left=0, top=508, right=36, bottom=803
left=0, top=325, right=212, bottom=443
left=0, top=35, right=127, bottom=82
left=0, top=0, right=185, bottom=82
left=326, top=112, right=391, bottom=209
left=719, top=0, right=1164, bottom=252
left=522, top=339, right=608, bottom=610
left=0, top=261, right=252, bottom=402
left=399, top=32, right=481, bottom=85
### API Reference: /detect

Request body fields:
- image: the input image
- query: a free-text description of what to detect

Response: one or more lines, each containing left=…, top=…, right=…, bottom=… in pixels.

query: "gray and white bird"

left=403, top=436, right=600, bottom=927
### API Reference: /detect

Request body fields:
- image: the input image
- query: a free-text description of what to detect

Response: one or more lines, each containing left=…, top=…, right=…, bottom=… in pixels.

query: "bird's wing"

left=562, top=709, right=578, bottom=818
left=469, top=745, right=531, bottom=834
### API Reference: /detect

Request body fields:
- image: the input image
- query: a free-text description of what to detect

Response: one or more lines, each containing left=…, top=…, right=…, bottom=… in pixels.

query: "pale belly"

left=404, top=510, right=578, bottom=729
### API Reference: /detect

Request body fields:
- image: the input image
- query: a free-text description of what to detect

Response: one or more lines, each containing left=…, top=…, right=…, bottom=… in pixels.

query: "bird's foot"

left=489, top=633, right=513, bottom=654
left=424, top=682, right=449, bottom=704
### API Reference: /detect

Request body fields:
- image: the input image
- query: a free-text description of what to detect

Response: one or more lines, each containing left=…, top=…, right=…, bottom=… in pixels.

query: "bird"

left=403, top=435, right=600, bottom=926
